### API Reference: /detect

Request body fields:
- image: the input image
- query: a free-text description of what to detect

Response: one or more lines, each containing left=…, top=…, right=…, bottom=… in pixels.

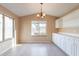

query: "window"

left=0, top=14, right=14, bottom=43
left=0, top=14, right=3, bottom=42
left=4, top=16, right=13, bottom=40
left=31, top=21, right=47, bottom=36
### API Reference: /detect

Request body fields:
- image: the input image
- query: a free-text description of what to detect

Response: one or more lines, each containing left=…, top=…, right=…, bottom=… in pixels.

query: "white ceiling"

left=0, top=3, right=79, bottom=17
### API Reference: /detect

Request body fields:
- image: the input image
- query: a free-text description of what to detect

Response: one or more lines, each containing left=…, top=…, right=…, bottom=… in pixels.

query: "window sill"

left=31, top=34, right=48, bottom=37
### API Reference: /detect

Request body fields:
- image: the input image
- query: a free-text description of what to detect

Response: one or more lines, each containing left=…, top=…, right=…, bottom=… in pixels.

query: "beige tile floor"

left=1, top=43, right=67, bottom=56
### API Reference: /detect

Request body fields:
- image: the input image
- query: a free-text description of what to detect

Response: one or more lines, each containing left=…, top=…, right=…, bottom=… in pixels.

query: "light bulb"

left=36, top=14, right=40, bottom=17
left=43, top=13, right=46, bottom=16
left=41, top=16, right=44, bottom=18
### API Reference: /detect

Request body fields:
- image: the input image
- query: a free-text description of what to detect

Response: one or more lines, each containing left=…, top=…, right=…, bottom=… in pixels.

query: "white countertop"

left=53, top=32, right=79, bottom=38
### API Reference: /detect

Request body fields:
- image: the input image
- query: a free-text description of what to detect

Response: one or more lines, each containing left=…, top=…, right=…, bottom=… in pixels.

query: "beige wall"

left=19, top=14, right=57, bottom=43
left=0, top=5, right=57, bottom=43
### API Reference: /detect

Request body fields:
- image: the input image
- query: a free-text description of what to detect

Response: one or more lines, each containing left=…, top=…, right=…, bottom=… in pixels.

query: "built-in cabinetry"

left=53, top=33, right=79, bottom=56
left=55, top=18, right=63, bottom=28
left=54, top=4, right=79, bottom=56
left=56, top=9, right=79, bottom=28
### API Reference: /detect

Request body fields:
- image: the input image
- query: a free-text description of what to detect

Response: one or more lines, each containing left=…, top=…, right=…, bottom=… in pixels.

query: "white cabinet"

left=52, top=33, right=79, bottom=56
left=55, top=18, right=63, bottom=28
left=76, top=39, right=79, bottom=56
left=53, top=34, right=57, bottom=45
left=61, top=36, right=65, bottom=51
left=65, top=37, right=75, bottom=56
left=59, top=35, right=64, bottom=49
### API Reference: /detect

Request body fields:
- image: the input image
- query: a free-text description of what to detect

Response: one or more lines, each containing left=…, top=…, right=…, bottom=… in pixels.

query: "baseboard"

left=18, top=41, right=52, bottom=44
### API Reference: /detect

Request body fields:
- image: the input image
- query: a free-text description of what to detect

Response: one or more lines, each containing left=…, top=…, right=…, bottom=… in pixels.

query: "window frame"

left=0, top=14, right=4, bottom=42
left=31, top=20, right=47, bottom=36
left=4, top=15, right=14, bottom=41
left=0, top=14, right=14, bottom=43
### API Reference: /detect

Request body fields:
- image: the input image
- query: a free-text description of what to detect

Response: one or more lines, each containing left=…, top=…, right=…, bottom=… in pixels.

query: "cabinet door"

left=60, top=36, right=64, bottom=50
left=66, top=37, right=75, bottom=56
left=57, top=36, right=60, bottom=47
left=55, top=34, right=59, bottom=46
left=71, top=38, right=76, bottom=56
left=59, top=35, right=63, bottom=49
left=76, top=39, right=79, bottom=56
left=53, top=34, right=59, bottom=45
left=53, top=34, right=56, bottom=44
left=61, top=36, right=66, bottom=52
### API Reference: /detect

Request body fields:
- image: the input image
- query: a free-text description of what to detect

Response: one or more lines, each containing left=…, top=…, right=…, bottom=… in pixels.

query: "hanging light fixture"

left=36, top=3, right=46, bottom=18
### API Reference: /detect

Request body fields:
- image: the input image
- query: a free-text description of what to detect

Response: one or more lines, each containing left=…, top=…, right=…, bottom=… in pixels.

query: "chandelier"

left=36, top=3, right=46, bottom=18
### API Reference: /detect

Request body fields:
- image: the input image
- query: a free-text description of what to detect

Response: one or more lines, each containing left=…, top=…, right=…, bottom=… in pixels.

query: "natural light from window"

left=31, top=21, right=47, bottom=36
left=4, top=16, right=13, bottom=40
left=0, top=14, right=3, bottom=42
